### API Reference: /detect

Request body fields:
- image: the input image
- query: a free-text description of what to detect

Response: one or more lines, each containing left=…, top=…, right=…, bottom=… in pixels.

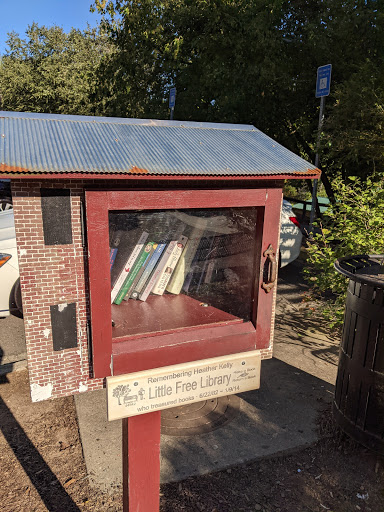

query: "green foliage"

left=283, top=180, right=312, bottom=201
left=322, top=62, right=384, bottom=180
left=305, top=175, right=384, bottom=326
left=92, top=0, right=384, bottom=194
left=0, top=24, right=112, bottom=115
left=0, top=2, right=382, bottom=203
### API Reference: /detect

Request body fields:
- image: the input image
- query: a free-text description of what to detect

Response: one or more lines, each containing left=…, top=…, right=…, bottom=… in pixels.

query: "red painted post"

left=122, top=412, right=162, bottom=512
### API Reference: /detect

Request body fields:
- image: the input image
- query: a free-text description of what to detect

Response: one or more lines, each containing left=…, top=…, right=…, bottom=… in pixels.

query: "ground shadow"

left=0, top=350, right=80, bottom=511
left=276, top=258, right=341, bottom=368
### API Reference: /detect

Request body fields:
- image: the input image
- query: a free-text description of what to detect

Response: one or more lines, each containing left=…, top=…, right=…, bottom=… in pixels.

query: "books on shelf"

left=109, top=211, right=254, bottom=306
left=120, top=241, right=156, bottom=302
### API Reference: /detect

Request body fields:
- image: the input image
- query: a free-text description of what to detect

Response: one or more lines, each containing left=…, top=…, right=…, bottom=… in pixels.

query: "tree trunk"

left=319, top=166, right=336, bottom=206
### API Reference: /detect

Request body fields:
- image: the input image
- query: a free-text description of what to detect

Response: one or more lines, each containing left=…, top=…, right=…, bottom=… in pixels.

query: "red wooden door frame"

left=86, top=187, right=282, bottom=379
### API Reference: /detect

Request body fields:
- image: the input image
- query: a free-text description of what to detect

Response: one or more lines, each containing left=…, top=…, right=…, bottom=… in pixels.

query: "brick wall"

left=12, top=179, right=103, bottom=401
left=11, top=178, right=274, bottom=402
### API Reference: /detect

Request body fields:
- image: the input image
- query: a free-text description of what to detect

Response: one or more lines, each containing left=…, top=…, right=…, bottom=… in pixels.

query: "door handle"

left=261, top=244, right=277, bottom=293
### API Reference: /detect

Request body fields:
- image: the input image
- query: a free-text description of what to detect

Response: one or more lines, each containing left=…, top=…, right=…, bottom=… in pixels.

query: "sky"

left=0, top=0, right=101, bottom=55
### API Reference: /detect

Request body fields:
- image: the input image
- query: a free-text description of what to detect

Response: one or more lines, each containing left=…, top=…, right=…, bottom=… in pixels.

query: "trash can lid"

left=334, top=254, right=384, bottom=286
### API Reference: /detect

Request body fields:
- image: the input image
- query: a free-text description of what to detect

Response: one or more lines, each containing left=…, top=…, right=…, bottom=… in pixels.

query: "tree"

left=0, top=24, right=112, bottom=115
left=112, top=384, right=129, bottom=405
left=93, top=0, right=383, bottom=194
left=321, top=62, right=384, bottom=181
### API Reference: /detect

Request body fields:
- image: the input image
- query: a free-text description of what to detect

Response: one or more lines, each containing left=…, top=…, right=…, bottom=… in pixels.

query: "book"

left=151, top=235, right=188, bottom=295
left=110, top=231, right=149, bottom=303
left=130, top=242, right=167, bottom=299
left=166, top=223, right=208, bottom=295
left=171, top=211, right=238, bottom=234
left=109, top=228, right=125, bottom=272
left=189, top=232, right=254, bottom=261
left=110, top=248, right=118, bottom=270
left=114, top=241, right=155, bottom=305
left=123, top=242, right=156, bottom=300
left=182, top=235, right=216, bottom=293
left=138, top=237, right=184, bottom=301
left=203, top=235, right=222, bottom=284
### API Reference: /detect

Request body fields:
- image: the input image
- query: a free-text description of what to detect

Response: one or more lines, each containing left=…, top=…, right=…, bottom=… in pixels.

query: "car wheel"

left=13, top=278, right=23, bottom=315
left=0, top=197, right=13, bottom=212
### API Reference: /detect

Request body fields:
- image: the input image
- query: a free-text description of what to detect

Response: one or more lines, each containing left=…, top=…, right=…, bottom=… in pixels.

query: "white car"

left=0, top=209, right=21, bottom=317
left=279, top=199, right=303, bottom=267
left=0, top=201, right=301, bottom=316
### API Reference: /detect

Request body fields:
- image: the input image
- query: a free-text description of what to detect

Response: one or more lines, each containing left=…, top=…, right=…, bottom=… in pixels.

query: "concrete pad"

left=74, top=259, right=340, bottom=490
left=75, top=357, right=334, bottom=489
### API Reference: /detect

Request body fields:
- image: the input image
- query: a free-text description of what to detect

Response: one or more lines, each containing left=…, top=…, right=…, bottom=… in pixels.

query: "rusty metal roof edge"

left=0, top=110, right=255, bottom=132
left=0, top=165, right=321, bottom=178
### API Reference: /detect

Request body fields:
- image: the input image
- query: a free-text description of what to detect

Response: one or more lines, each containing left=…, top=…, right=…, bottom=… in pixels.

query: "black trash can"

left=333, top=254, right=384, bottom=453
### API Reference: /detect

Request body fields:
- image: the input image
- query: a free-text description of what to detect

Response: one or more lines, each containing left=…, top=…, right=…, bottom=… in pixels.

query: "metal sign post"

left=169, top=87, right=176, bottom=120
left=310, top=64, right=332, bottom=233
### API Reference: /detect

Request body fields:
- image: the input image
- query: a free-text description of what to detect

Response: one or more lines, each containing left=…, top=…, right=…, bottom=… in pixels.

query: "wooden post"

left=122, top=411, right=162, bottom=512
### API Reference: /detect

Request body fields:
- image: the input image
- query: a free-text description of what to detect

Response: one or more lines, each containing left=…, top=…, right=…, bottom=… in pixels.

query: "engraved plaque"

left=107, top=351, right=261, bottom=421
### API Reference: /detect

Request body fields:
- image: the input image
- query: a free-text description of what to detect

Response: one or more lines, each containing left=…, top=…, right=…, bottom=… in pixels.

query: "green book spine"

left=114, top=242, right=155, bottom=305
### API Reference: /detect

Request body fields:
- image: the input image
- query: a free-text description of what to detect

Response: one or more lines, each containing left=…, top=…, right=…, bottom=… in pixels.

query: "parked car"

left=0, top=179, right=13, bottom=212
left=279, top=199, right=303, bottom=267
left=0, top=209, right=21, bottom=317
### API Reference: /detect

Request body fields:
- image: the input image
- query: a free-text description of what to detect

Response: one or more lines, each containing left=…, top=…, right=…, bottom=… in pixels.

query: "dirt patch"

left=1, top=369, right=383, bottom=512
left=0, top=370, right=121, bottom=512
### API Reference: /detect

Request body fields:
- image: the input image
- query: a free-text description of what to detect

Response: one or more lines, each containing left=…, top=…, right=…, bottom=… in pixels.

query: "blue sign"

left=169, top=87, right=176, bottom=108
left=316, top=64, right=332, bottom=98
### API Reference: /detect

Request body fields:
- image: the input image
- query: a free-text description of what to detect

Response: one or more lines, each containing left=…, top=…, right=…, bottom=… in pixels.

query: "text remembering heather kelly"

left=106, top=351, right=261, bottom=420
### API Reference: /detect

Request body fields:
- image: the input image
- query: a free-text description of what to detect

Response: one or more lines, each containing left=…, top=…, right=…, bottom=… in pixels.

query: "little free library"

left=0, top=111, right=319, bottom=511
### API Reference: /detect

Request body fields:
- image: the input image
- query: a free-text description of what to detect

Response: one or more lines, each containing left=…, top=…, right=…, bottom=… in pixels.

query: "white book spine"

left=166, top=225, right=206, bottom=295
left=138, top=239, right=179, bottom=302
left=151, top=235, right=188, bottom=295
left=110, top=231, right=149, bottom=304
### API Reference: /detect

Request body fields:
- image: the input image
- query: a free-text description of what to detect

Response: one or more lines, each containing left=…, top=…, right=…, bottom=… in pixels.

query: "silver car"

left=0, top=209, right=21, bottom=316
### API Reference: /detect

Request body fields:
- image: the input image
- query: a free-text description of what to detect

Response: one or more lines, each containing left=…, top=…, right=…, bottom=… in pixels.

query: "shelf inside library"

left=111, top=293, right=244, bottom=342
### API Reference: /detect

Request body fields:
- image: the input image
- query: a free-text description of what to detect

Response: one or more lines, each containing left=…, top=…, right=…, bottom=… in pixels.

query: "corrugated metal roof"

left=0, top=111, right=320, bottom=178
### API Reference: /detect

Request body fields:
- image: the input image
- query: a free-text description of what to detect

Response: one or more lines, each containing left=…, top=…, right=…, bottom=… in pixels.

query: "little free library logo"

left=107, top=352, right=261, bottom=421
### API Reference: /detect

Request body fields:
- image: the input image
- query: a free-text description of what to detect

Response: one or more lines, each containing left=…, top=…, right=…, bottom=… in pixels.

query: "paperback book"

left=130, top=242, right=167, bottom=299
left=138, top=238, right=182, bottom=301
left=110, top=231, right=149, bottom=303
left=166, top=223, right=208, bottom=295
left=113, top=241, right=155, bottom=305
left=151, top=234, right=188, bottom=295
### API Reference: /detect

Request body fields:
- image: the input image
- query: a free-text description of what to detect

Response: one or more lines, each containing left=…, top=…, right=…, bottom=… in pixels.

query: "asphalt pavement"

left=0, top=313, right=27, bottom=375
